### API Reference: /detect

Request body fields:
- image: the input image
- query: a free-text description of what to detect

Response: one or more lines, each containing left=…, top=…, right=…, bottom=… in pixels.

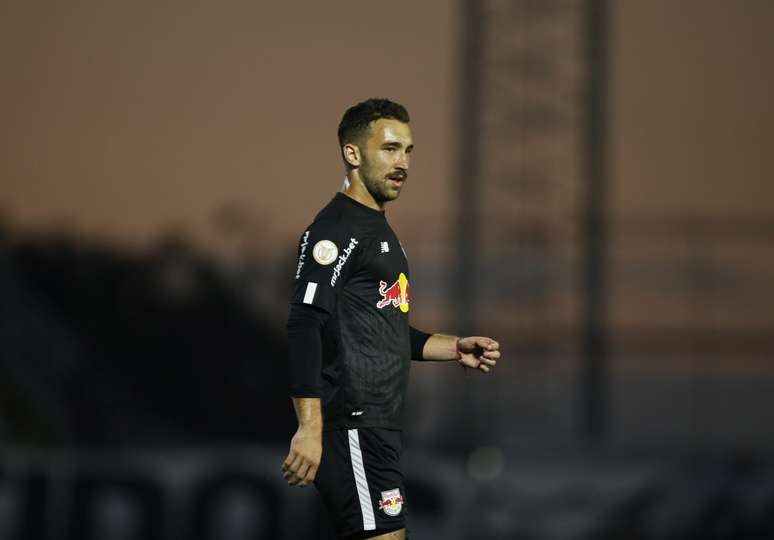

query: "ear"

left=342, top=143, right=361, bottom=168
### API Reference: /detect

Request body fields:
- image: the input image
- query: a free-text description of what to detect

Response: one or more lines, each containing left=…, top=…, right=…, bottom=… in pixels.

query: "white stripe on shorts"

left=348, top=429, right=376, bottom=531
left=302, top=282, right=317, bottom=304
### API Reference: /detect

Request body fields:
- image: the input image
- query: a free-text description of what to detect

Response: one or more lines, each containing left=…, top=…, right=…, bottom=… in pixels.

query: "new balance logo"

left=380, top=241, right=390, bottom=254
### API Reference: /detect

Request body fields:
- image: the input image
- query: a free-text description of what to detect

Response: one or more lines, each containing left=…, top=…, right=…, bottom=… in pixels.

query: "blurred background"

left=1, top=0, right=773, bottom=538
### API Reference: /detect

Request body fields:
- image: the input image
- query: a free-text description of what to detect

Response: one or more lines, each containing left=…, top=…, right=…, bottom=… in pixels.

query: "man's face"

left=357, top=118, right=413, bottom=203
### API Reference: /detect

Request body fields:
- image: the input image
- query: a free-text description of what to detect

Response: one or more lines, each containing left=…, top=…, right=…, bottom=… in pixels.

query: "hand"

left=281, top=426, right=322, bottom=487
left=457, top=336, right=500, bottom=373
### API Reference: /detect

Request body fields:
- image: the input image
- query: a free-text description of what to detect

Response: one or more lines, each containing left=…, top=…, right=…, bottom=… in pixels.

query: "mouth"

left=387, top=172, right=407, bottom=188
left=387, top=178, right=405, bottom=190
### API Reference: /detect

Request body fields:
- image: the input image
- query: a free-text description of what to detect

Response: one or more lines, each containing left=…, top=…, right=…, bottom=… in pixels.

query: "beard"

left=361, top=165, right=406, bottom=203
left=364, top=177, right=399, bottom=202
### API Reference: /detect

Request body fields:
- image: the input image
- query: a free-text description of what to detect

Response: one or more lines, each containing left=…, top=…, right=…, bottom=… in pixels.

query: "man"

left=282, top=98, right=500, bottom=539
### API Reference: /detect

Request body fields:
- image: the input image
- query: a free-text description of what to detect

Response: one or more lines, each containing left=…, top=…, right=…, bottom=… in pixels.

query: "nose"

left=396, top=151, right=409, bottom=170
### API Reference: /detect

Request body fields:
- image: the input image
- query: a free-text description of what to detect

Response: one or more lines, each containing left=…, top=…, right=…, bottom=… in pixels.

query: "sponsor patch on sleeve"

left=312, top=240, right=338, bottom=265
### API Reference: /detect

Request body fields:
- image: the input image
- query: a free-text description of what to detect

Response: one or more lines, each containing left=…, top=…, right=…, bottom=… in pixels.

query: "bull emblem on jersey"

left=376, top=272, right=410, bottom=313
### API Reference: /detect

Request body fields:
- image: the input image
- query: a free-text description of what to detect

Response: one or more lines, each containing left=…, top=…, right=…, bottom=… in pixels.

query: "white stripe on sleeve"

left=302, top=282, right=317, bottom=304
left=348, top=429, right=376, bottom=531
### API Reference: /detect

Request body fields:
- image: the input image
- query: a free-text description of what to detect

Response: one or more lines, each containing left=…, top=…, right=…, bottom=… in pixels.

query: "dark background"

left=2, top=1, right=773, bottom=538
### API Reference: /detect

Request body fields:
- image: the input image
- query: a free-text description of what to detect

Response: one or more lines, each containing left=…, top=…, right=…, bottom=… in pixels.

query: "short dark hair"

left=337, top=98, right=410, bottom=146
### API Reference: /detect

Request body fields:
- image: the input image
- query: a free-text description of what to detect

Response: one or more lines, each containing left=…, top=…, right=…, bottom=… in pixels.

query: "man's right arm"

left=283, top=219, right=356, bottom=486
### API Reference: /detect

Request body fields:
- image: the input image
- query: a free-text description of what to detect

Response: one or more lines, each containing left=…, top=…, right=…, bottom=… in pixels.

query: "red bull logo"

left=378, top=488, right=403, bottom=516
left=376, top=272, right=410, bottom=312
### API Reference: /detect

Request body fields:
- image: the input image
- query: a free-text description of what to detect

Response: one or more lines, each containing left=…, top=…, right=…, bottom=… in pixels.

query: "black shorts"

left=314, top=428, right=407, bottom=539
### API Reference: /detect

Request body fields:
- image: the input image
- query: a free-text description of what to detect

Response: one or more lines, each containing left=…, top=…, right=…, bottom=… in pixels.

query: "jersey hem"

left=323, top=419, right=403, bottom=432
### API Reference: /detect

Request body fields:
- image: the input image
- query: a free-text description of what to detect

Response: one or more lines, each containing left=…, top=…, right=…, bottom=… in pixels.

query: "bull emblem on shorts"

left=378, top=488, right=403, bottom=516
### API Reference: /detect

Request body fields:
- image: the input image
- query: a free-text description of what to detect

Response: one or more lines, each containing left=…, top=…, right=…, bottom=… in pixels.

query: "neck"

left=343, top=172, right=385, bottom=211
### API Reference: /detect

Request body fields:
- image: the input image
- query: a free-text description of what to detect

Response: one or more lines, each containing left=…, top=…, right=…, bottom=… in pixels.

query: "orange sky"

left=2, top=1, right=772, bottom=245
left=0, top=1, right=457, bottom=250
left=610, top=0, right=774, bottom=217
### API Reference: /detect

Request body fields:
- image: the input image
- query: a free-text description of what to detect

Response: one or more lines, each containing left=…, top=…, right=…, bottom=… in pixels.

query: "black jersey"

left=291, top=193, right=411, bottom=431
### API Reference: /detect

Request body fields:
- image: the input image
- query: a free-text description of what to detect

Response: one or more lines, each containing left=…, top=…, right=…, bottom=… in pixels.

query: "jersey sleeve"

left=291, top=218, right=361, bottom=313
left=409, top=326, right=432, bottom=360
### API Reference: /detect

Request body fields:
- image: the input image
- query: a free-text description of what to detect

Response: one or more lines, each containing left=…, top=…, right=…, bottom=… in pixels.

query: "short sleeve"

left=291, top=218, right=361, bottom=313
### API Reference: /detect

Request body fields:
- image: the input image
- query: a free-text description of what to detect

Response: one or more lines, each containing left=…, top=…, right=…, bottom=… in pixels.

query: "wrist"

left=298, top=422, right=322, bottom=434
left=297, top=416, right=322, bottom=435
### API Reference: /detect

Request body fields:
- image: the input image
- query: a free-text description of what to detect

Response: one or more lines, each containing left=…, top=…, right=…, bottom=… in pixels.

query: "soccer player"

left=282, top=98, right=500, bottom=540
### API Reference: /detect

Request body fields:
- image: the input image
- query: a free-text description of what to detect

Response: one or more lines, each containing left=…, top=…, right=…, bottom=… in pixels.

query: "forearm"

left=292, top=397, right=323, bottom=433
left=420, top=333, right=460, bottom=362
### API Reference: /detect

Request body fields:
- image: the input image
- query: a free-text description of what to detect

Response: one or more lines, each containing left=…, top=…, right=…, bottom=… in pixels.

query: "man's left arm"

left=410, top=327, right=500, bottom=373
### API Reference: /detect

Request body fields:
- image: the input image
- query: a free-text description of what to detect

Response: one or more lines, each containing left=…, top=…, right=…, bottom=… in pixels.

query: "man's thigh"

left=314, top=428, right=407, bottom=539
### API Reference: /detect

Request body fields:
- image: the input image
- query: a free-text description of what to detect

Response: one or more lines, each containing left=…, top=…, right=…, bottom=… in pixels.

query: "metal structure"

left=451, top=0, right=604, bottom=444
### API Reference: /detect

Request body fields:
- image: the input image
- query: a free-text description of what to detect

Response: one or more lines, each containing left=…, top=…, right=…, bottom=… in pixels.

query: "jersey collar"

left=335, top=192, right=387, bottom=218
